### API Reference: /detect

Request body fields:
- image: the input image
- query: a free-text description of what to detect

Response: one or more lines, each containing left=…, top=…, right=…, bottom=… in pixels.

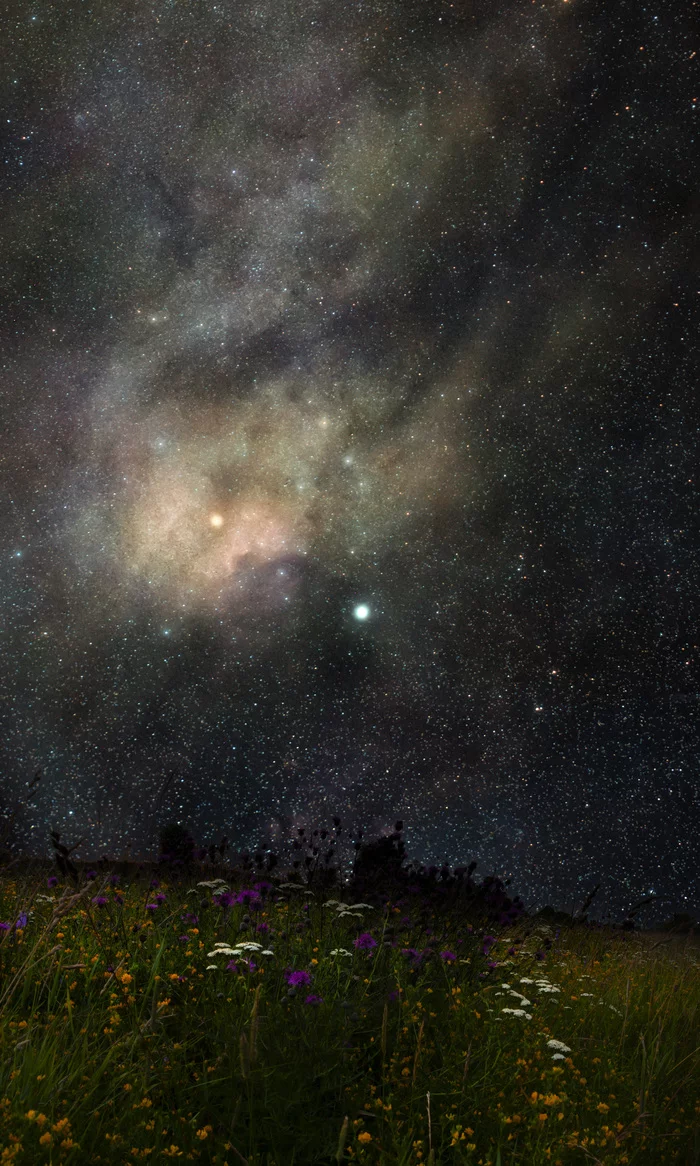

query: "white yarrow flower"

left=546, top=1039, right=571, bottom=1054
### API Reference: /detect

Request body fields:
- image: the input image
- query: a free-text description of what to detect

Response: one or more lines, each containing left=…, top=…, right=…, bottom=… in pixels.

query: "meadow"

left=0, top=821, right=698, bottom=1166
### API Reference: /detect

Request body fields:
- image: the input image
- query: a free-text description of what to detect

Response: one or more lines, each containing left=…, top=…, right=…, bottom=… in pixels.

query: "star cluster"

left=1, top=0, right=698, bottom=924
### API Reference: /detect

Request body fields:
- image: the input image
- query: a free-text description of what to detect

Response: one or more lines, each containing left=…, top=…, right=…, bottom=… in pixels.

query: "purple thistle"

left=226, top=960, right=239, bottom=974
left=440, top=950, right=457, bottom=962
left=235, top=889, right=262, bottom=907
left=110, top=875, right=120, bottom=886
left=0, top=922, right=11, bottom=932
left=86, top=870, right=97, bottom=881
left=178, top=935, right=189, bottom=944
left=255, top=921, right=270, bottom=935
left=215, top=891, right=235, bottom=909
left=92, top=896, right=109, bottom=908
left=304, top=994, right=323, bottom=1006
left=145, top=903, right=159, bottom=912
left=47, top=877, right=58, bottom=888
left=286, top=969, right=312, bottom=988
left=353, top=932, right=377, bottom=951
left=150, top=878, right=160, bottom=889
left=154, top=893, right=167, bottom=905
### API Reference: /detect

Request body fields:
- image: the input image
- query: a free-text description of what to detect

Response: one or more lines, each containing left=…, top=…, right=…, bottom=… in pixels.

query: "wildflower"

left=214, top=891, right=235, bottom=909
left=286, top=969, right=312, bottom=988
left=357, top=1131, right=372, bottom=1144
left=546, top=1040, right=572, bottom=1055
left=440, top=950, right=457, bottom=962
left=86, top=870, right=97, bottom=880
left=145, top=903, right=159, bottom=912
left=305, top=994, right=323, bottom=1006
left=47, top=877, right=58, bottom=888
left=92, top=896, right=108, bottom=908
left=502, top=1008, right=532, bottom=1020
left=354, top=932, right=377, bottom=952
left=15, top=913, right=28, bottom=930
left=110, top=874, right=120, bottom=886
left=235, top=889, right=262, bottom=907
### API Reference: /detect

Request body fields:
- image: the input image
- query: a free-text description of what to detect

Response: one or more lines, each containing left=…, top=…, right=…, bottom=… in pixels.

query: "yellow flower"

left=466, top=1144, right=476, bottom=1152
left=357, top=1131, right=372, bottom=1144
left=123, top=1083, right=133, bottom=1092
left=39, top=1134, right=52, bottom=1146
left=195, top=1127, right=213, bottom=1140
left=25, top=1111, right=36, bottom=1121
left=597, top=1103, right=610, bottom=1113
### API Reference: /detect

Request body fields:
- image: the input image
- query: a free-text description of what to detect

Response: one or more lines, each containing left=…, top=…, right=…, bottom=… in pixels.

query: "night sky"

left=1, top=0, right=698, bottom=926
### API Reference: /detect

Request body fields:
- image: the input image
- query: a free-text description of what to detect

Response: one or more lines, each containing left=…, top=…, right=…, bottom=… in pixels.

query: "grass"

left=0, top=844, right=698, bottom=1166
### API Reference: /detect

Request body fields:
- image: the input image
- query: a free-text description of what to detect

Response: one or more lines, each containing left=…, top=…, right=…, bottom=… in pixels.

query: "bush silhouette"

left=158, top=822, right=196, bottom=867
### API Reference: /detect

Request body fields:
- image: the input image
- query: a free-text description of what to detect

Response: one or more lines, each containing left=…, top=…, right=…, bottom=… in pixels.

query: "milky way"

left=1, top=0, right=698, bottom=925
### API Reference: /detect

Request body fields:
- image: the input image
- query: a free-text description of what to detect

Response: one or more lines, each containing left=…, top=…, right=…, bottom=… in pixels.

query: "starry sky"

left=1, top=0, right=698, bottom=926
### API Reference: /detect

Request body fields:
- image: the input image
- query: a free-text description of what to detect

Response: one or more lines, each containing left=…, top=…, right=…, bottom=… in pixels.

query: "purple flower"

left=150, top=878, right=160, bottom=889
left=286, top=969, right=312, bottom=988
left=401, top=947, right=423, bottom=964
left=255, top=921, right=270, bottom=936
left=535, top=951, right=545, bottom=961
left=0, top=922, right=11, bottom=932
left=487, top=960, right=499, bottom=969
left=86, top=870, right=97, bottom=881
left=226, top=960, right=239, bottom=974
left=178, top=935, right=189, bottom=944
left=215, top=891, right=235, bottom=909
left=154, top=893, right=167, bottom=905
left=235, top=889, right=262, bottom=908
left=15, top=912, right=28, bottom=930
left=47, top=877, right=58, bottom=888
left=440, top=950, right=457, bottom=962
left=106, top=964, right=115, bottom=973
left=92, top=896, right=109, bottom=908
left=304, top=994, right=323, bottom=1006
left=387, top=990, right=400, bottom=1003
left=145, top=903, right=159, bottom=912
left=110, top=875, right=120, bottom=886
left=180, top=912, right=199, bottom=926
left=353, top=932, right=377, bottom=952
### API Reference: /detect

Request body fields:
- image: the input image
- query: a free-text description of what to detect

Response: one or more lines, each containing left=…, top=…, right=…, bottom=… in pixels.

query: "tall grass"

left=0, top=823, right=698, bottom=1165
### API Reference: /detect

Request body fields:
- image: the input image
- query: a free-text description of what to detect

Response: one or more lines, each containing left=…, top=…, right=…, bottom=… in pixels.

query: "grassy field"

left=0, top=862, right=698, bottom=1165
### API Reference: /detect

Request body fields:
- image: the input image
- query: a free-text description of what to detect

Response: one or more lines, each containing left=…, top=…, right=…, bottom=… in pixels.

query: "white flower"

left=519, top=978, right=535, bottom=984
left=551, top=1053, right=567, bottom=1061
left=329, top=948, right=353, bottom=958
left=580, top=992, right=594, bottom=997
left=501, top=1008, right=532, bottom=1019
left=197, top=880, right=230, bottom=889
left=546, top=1039, right=571, bottom=1054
